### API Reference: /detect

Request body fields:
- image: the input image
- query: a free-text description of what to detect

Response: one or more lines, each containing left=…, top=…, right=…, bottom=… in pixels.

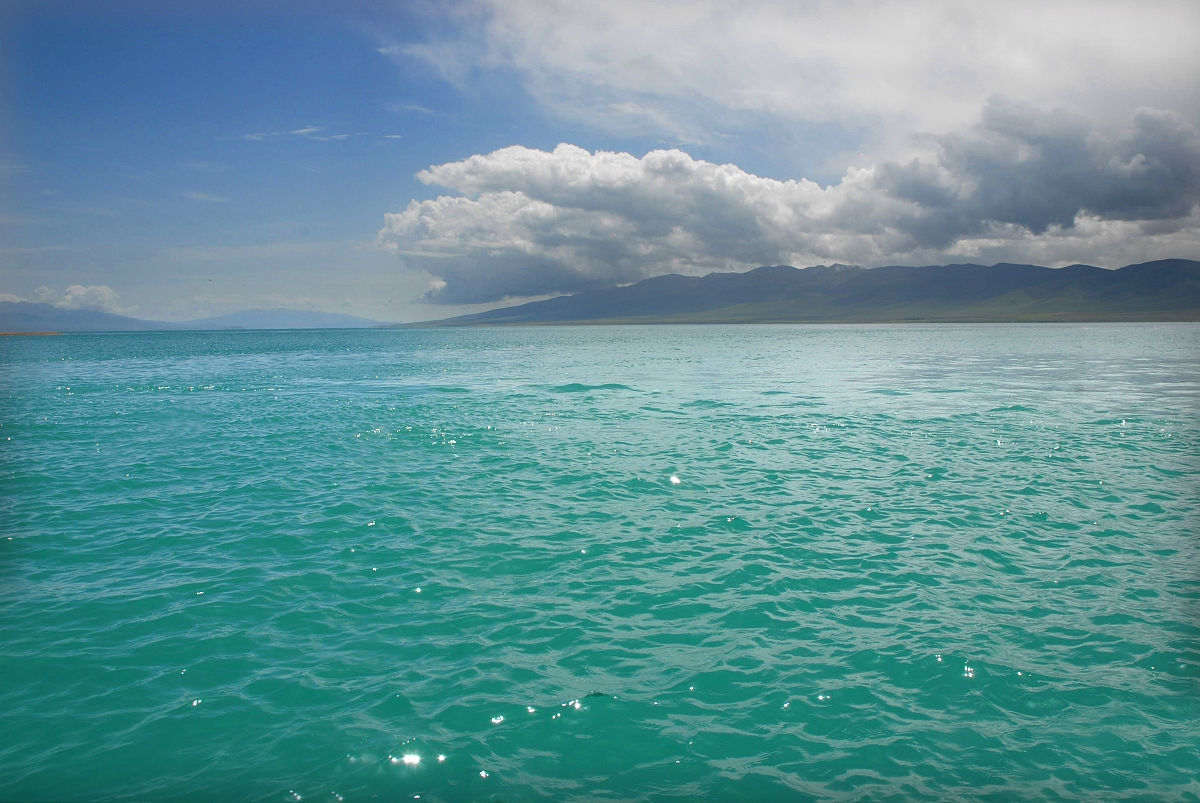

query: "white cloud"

left=380, top=103, right=1200, bottom=303
left=33, top=285, right=132, bottom=314
left=376, top=1, right=1200, bottom=304
left=409, top=0, right=1200, bottom=159
left=241, top=127, right=355, bottom=142
left=380, top=142, right=890, bottom=302
left=385, top=103, right=436, bottom=115
left=0, top=292, right=26, bottom=303
left=288, top=126, right=357, bottom=142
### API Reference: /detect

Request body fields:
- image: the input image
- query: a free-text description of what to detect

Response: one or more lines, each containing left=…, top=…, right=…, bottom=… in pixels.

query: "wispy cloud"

left=182, top=191, right=230, bottom=203
left=408, top=0, right=1200, bottom=160
left=0, top=160, right=32, bottom=175
left=383, top=100, right=445, bottom=117
left=181, top=161, right=233, bottom=173
left=243, top=125, right=358, bottom=142
left=0, top=215, right=48, bottom=226
left=0, top=244, right=93, bottom=255
left=62, top=205, right=121, bottom=217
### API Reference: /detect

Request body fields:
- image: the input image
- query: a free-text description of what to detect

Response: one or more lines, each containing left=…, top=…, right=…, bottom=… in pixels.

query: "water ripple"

left=1, top=325, right=1198, bottom=801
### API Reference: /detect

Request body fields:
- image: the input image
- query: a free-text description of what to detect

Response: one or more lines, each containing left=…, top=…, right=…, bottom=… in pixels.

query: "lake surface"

left=1, top=324, right=1198, bottom=801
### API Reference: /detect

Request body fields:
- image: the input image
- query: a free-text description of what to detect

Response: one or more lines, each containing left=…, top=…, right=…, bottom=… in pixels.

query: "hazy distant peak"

left=0, top=303, right=392, bottom=332
left=180, top=309, right=388, bottom=330
left=814, top=263, right=862, bottom=271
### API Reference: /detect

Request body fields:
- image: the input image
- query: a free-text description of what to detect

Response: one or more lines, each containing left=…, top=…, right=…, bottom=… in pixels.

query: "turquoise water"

left=1, top=324, right=1198, bottom=802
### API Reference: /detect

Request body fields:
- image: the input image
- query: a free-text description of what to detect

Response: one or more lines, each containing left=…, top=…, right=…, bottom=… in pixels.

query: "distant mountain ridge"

left=0, top=304, right=389, bottom=333
left=0, top=302, right=168, bottom=333
left=5, top=260, right=1197, bottom=332
left=180, top=309, right=386, bottom=330
left=410, top=259, right=1200, bottom=325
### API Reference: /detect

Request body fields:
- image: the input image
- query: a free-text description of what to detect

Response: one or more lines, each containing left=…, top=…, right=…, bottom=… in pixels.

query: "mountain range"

left=3, top=259, right=1198, bottom=332
left=412, top=259, right=1200, bottom=325
left=0, top=305, right=387, bottom=333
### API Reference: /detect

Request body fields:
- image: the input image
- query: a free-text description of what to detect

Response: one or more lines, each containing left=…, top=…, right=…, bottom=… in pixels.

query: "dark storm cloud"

left=876, top=99, right=1200, bottom=246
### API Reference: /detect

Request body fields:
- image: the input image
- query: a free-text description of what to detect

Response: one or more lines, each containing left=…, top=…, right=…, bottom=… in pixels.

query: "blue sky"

left=4, top=1, right=1199, bottom=321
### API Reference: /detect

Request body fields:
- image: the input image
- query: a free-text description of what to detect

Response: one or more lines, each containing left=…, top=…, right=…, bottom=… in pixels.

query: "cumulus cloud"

left=33, top=285, right=131, bottom=314
left=377, top=2, right=1200, bottom=302
left=381, top=144, right=838, bottom=302
left=380, top=103, right=1200, bottom=304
